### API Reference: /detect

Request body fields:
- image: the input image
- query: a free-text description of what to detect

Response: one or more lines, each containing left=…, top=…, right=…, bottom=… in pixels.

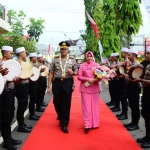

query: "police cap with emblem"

left=59, top=41, right=70, bottom=49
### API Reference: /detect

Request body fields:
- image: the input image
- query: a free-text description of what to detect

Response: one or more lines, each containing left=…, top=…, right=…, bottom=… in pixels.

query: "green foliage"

left=7, top=10, right=26, bottom=35
left=0, top=35, right=37, bottom=53
left=26, top=18, right=45, bottom=42
left=115, top=0, right=143, bottom=48
left=0, top=10, right=45, bottom=54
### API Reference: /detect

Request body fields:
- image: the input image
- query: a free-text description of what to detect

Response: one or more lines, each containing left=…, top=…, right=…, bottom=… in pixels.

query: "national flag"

left=86, top=11, right=99, bottom=39
left=48, top=44, right=50, bottom=53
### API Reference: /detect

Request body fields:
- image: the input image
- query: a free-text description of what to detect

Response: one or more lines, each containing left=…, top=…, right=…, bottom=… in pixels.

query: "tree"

left=102, top=0, right=121, bottom=57
left=115, top=0, right=143, bottom=48
left=7, top=10, right=26, bottom=35
left=26, top=18, right=45, bottom=42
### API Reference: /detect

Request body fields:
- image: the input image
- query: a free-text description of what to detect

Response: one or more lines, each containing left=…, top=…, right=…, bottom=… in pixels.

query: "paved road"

left=0, top=82, right=149, bottom=150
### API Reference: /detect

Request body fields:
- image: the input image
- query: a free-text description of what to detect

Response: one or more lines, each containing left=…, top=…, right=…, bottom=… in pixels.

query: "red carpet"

left=22, top=78, right=142, bottom=150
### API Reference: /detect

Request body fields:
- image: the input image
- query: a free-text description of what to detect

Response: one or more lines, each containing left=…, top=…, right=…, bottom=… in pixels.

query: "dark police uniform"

left=1, top=78, right=16, bottom=145
left=50, top=54, right=78, bottom=129
left=110, top=60, right=120, bottom=112
left=15, top=79, right=30, bottom=131
left=126, top=60, right=141, bottom=130
left=139, top=63, right=150, bottom=147
left=36, top=62, right=47, bottom=111
left=29, top=62, right=38, bottom=119
left=117, top=59, right=128, bottom=120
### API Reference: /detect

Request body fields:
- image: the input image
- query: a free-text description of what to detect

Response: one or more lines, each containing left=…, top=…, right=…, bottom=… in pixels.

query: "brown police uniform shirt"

left=50, top=56, right=78, bottom=79
left=143, top=64, right=150, bottom=88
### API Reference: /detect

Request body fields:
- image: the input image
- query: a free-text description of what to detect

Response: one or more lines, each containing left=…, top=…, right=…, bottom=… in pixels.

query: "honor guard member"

left=116, top=47, right=128, bottom=120
left=15, top=47, right=32, bottom=133
left=1, top=46, right=22, bottom=150
left=47, top=41, right=78, bottom=133
left=109, top=53, right=121, bottom=112
left=28, top=53, right=40, bottom=120
left=36, top=54, right=48, bottom=111
left=124, top=48, right=141, bottom=131
left=106, top=55, right=115, bottom=106
left=0, top=63, right=8, bottom=131
left=135, top=48, right=150, bottom=148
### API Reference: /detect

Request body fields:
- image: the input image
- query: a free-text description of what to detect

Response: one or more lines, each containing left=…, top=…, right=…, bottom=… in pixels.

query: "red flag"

left=48, top=44, right=50, bottom=53
left=86, top=11, right=99, bottom=39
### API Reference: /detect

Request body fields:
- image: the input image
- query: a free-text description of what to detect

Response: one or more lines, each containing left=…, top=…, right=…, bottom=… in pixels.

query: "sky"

left=1, top=0, right=150, bottom=51
left=0, top=0, right=86, bottom=50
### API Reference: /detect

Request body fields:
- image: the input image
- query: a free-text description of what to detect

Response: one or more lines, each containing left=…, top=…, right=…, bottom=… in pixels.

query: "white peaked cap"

left=111, top=52, right=119, bottom=57
left=16, top=47, right=25, bottom=54
left=147, top=47, right=150, bottom=52
left=29, top=53, right=37, bottom=57
left=2, top=46, right=13, bottom=52
left=37, top=54, right=43, bottom=58
left=128, top=48, right=138, bottom=55
left=121, top=47, right=128, bottom=53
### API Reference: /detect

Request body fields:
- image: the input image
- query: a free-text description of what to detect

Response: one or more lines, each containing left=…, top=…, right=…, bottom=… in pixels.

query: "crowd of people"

left=105, top=47, right=150, bottom=148
left=0, top=41, right=150, bottom=149
left=0, top=46, right=49, bottom=150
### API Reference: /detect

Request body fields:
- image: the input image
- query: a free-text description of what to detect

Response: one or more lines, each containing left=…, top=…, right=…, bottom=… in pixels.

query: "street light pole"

left=61, top=32, right=74, bottom=43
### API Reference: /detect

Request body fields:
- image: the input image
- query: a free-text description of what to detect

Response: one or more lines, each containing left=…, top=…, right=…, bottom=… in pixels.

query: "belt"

left=39, top=76, right=47, bottom=79
left=55, top=78, right=72, bottom=81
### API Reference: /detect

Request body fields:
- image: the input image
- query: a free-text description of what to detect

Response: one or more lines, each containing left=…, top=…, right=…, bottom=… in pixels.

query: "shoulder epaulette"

left=54, top=55, right=59, bottom=58
left=69, top=56, right=74, bottom=59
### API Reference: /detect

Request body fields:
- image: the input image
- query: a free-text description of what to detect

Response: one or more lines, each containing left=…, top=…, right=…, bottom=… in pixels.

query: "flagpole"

left=98, top=39, right=103, bottom=63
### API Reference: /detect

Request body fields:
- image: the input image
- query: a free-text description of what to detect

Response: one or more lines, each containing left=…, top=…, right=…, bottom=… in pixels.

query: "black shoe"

left=116, top=113, right=121, bottom=117
left=29, top=115, right=39, bottom=121
left=106, top=102, right=115, bottom=106
left=137, top=136, right=148, bottom=143
left=84, top=128, right=89, bottom=133
left=127, top=125, right=139, bottom=131
left=3, top=141, right=17, bottom=150
left=110, top=107, right=121, bottom=112
left=141, top=141, right=150, bottom=148
left=124, top=123, right=133, bottom=128
left=24, top=124, right=32, bottom=129
left=61, top=127, right=69, bottom=133
left=42, top=102, right=48, bottom=107
left=118, top=114, right=128, bottom=120
left=36, top=107, right=45, bottom=112
left=17, top=126, right=31, bottom=133
left=10, top=137, right=22, bottom=145
left=34, top=114, right=41, bottom=118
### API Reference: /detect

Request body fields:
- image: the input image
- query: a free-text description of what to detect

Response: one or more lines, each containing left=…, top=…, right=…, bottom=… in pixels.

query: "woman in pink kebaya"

left=78, top=51, right=101, bottom=133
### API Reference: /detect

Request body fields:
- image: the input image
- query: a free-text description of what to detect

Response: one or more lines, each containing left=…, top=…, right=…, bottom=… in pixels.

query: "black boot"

left=9, top=136, right=22, bottom=145
left=3, top=139, right=17, bottom=150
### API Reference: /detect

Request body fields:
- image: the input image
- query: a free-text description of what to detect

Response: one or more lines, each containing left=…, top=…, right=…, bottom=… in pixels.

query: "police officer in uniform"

left=116, top=47, right=128, bottom=120
left=36, top=54, right=48, bottom=111
left=109, top=53, right=121, bottom=112
left=28, top=53, right=40, bottom=120
left=106, top=55, right=115, bottom=106
left=134, top=48, right=150, bottom=148
left=1, top=46, right=22, bottom=150
left=124, top=48, right=141, bottom=131
left=15, top=47, right=32, bottom=133
left=47, top=41, right=78, bottom=133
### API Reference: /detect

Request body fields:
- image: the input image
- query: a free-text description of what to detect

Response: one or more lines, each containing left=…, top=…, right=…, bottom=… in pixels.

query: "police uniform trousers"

left=0, top=95, right=1, bottom=130
left=36, top=77, right=47, bottom=109
left=52, top=78, right=73, bottom=127
left=127, top=82, right=141, bottom=125
left=111, top=77, right=120, bottom=108
left=1, top=89, right=15, bottom=141
left=29, top=80, right=37, bottom=116
left=15, top=83, right=29, bottom=127
left=108, top=80, right=115, bottom=104
left=118, top=78, right=128, bottom=114
left=141, top=87, right=150, bottom=138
